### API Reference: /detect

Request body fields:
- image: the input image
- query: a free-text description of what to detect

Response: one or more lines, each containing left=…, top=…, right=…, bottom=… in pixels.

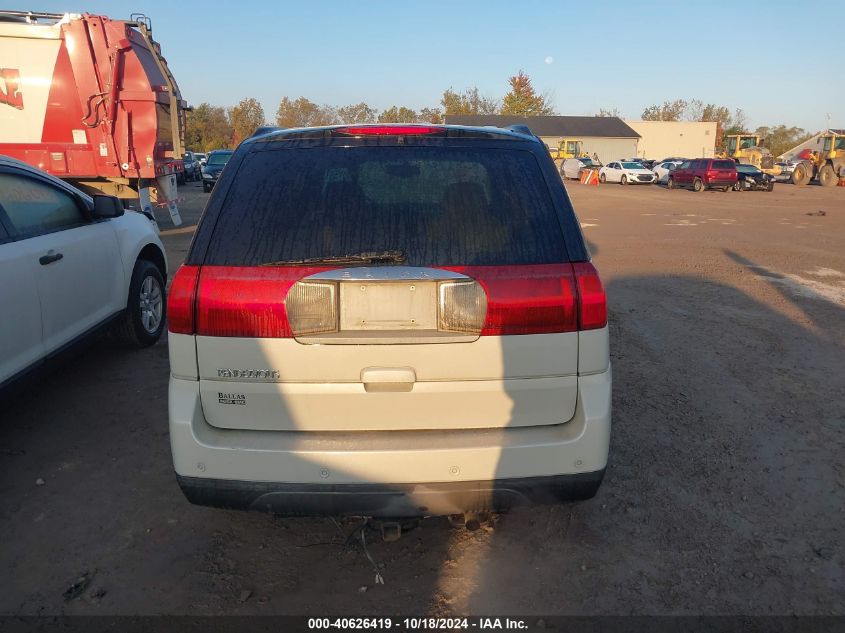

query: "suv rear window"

left=204, top=146, right=568, bottom=266
left=712, top=160, right=736, bottom=169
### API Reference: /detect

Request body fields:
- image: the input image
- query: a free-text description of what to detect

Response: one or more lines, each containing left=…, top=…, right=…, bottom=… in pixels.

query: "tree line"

left=185, top=75, right=814, bottom=158
left=185, top=71, right=552, bottom=151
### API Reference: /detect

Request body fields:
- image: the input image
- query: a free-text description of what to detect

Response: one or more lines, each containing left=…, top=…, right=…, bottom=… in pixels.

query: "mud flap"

left=155, top=174, right=182, bottom=227
left=138, top=187, right=161, bottom=235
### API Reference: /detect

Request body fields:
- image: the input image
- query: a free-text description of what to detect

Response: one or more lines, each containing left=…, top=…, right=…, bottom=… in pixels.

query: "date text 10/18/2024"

left=307, top=618, right=530, bottom=630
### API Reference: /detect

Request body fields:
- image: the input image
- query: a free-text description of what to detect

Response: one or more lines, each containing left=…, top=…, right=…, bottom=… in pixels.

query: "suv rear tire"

left=693, top=177, right=704, bottom=192
left=114, top=259, right=166, bottom=348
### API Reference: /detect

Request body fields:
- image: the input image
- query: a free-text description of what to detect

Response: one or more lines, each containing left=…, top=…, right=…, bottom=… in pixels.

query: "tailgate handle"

left=361, top=367, right=416, bottom=393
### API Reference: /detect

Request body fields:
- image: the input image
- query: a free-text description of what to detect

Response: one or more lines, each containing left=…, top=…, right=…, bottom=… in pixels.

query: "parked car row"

left=562, top=155, right=775, bottom=193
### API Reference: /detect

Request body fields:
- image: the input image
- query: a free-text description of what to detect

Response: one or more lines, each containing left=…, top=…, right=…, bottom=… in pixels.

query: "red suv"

left=668, top=158, right=737, bottom=192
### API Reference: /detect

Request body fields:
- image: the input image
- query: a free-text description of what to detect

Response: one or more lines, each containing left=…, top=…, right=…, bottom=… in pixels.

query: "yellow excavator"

left=789, top=131, right=845, bottom=186
left=719, top=134, right=780, bottom=176
left=549, top=139, right=586, bottom=167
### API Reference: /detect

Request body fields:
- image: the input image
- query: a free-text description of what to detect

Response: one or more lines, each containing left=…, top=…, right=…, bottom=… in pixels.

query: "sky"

left=30, top=0, right=845, bottom=132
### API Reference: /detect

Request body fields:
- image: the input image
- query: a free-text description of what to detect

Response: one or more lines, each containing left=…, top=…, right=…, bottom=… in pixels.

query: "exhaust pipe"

left=449, top=512, right=491, bottom=531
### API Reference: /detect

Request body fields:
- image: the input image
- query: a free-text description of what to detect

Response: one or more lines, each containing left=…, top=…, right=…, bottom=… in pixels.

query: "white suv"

left=0, top=156, right=167, bottom=387
left=167, top=124, right=611, bottom=518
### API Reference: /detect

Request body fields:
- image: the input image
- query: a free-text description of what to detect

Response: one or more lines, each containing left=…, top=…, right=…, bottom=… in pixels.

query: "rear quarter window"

left=713, top=160, right=736, bottom=169
left=204, top=146, right=569, bottom=266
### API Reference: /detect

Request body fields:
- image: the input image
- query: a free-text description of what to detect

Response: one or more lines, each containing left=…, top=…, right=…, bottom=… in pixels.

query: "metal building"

left=625, top=120, right=717, bottom=159
left=443, top=115, right=640, bottom=165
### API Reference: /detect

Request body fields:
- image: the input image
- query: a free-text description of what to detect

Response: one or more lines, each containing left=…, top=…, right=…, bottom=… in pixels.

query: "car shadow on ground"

left=461, top=268, right=843, bottom=615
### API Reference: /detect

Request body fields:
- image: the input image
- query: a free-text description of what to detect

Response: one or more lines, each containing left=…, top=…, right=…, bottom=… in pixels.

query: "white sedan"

left=652, top=160, right=683, bottom=184
left=599, top=161, right=656, bottom=185
left=0, top=156, right=168, bottom=388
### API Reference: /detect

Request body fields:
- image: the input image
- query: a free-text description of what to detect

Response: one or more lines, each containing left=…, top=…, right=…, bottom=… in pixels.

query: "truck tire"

left=819, top=164, right=836, bottom=187
left=114, top=259, right=166, bottom=348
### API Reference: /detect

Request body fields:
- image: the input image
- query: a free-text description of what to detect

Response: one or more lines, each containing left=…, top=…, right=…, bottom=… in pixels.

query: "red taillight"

left=442, top=264, right=578, bottom=335
left=573, top=262, right=607, bottom=330
left=171, top=262, right=606, bottom=338
left=167, top=265, right=200, bottom=334
left=194, top=266, right=331, bottom=337
left=334, top=125, right=444, bottom=136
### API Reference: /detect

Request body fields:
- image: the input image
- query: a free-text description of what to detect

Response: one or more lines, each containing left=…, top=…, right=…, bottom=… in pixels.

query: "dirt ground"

left=2, top=178, right=843, bottom=616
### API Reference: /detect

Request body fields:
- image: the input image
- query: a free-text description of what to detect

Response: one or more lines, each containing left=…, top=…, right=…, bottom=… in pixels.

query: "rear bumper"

left=168, top=367, right=611, bottom=517
left=705, top=179, right=736, bottom=188
left=176, top=470, right=605, bottom=517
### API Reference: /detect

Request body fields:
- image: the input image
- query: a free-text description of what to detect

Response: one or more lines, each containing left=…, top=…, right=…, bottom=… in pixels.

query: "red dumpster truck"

left=0, top=10, right=186, bottom=226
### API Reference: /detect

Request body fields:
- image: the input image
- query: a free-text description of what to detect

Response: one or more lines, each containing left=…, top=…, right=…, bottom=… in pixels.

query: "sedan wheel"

left=599, top=173, right=606, bottom=184
left=621, top=175, right=627, bottom=185
left=114, top=260, right=166, bottom=348
left=139, top=275, right=163, bottom=335
left=733, top=181, right=742, bottom=191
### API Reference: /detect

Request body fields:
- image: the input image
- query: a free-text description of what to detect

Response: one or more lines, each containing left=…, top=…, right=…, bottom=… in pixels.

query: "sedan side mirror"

left=91, top=194, right=125, bottom=219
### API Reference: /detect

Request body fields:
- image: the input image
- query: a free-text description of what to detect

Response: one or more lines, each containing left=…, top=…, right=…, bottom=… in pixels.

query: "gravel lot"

left=2, top=178, right=843, bottom=616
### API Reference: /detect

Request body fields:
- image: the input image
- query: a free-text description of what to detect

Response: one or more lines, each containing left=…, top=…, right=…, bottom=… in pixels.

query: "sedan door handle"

left=39, top=252, right=64, bottom=266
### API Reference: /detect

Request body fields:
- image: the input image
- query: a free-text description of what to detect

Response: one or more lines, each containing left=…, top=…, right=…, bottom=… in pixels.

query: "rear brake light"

left=334, top=125, right=444, bottom=136
left=441, top=265, right=578, bottom=335
left=573, top=262, right=607, bottom=330
left=167, top=265, right=200, bottom=334
left=195, top=266, right=331, bottom=338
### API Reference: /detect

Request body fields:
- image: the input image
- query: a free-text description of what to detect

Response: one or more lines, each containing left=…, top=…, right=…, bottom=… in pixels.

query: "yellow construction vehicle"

left=549, top=139, right=585, bottom=168
left=719, top=134, right=780, bottom=176
left=789, top=131, right=845, bottom=186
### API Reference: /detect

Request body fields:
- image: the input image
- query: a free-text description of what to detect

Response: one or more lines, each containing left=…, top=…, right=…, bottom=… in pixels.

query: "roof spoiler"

left=251, top=125, right=283, bottom=138
left=504, top=124, right=533, bottom=136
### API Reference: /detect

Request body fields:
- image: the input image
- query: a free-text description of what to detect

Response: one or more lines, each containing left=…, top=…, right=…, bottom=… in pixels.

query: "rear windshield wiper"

left=260, top=250, right=406, bottom=267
